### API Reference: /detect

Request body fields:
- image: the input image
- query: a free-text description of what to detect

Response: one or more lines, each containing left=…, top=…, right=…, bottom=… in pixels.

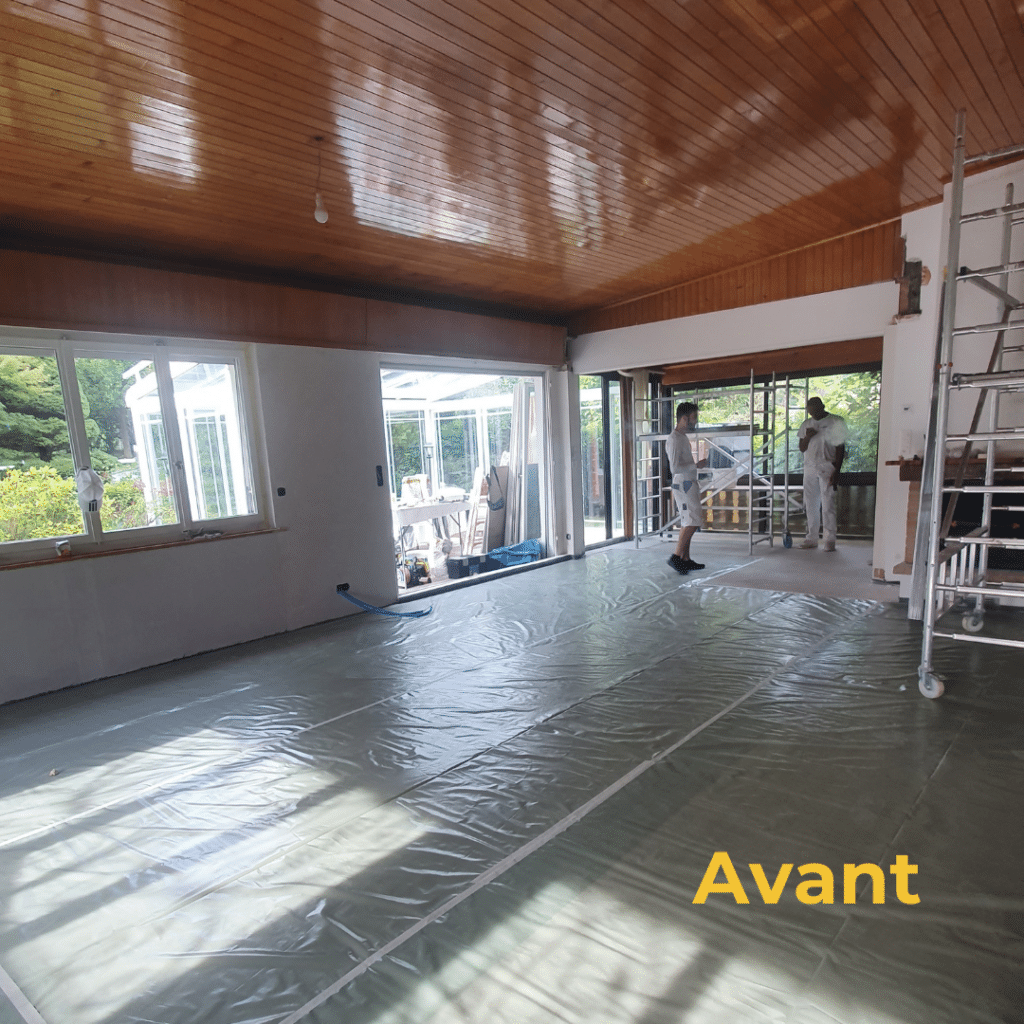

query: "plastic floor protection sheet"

left=0, top=545, right=1023, bottom=1024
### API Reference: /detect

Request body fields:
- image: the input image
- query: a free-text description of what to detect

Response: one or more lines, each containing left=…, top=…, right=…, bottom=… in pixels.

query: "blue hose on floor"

left=337, top=585, right=432, bottom=618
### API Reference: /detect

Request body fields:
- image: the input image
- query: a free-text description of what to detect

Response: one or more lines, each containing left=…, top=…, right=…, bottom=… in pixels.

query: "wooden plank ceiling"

left=2, top=0, right=1023, bottom=325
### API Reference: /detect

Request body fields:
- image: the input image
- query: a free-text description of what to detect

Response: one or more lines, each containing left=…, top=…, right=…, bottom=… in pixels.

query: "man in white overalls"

left=666, top=401, right=709, bottom=574
left=798, top=396, right=847, bottom=551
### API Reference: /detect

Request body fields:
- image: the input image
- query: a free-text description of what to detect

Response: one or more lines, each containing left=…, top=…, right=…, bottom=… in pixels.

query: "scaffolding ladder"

left=633, top=373, right=806, bottom=553
left=917, top=111, right=1024, bottom=699
left=735, top=373, right=808, bottom=551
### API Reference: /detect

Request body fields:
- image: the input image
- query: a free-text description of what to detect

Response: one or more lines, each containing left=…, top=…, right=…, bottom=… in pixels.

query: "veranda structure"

left=380, top=371, right=521, bottom=501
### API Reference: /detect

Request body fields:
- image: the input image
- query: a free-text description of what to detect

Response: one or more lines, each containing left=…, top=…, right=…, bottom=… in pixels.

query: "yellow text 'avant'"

left=692, top=851, right=920, bottom=905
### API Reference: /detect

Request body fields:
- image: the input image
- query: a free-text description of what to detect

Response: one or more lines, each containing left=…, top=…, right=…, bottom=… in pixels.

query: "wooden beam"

left=0, top=250, right=565, bottom=364
left=661, top=336, right=883, bottom=387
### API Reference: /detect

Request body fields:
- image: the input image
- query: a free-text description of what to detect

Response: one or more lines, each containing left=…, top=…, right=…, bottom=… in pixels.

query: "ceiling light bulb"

left=314, top=192, right=328, bottom=224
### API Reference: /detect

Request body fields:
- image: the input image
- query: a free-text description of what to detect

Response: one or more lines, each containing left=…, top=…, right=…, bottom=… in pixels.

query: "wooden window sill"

left=0, top=526, right=284, bottom=572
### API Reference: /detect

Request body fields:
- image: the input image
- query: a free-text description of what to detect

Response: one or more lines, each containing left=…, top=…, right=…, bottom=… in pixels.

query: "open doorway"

left=675, top=368, right=881, bottom=540
left=380, top=369, right=548, bottom=592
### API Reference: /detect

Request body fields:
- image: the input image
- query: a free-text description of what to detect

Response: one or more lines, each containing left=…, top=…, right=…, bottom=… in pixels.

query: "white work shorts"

left=671, top=474, right=702, bottom=529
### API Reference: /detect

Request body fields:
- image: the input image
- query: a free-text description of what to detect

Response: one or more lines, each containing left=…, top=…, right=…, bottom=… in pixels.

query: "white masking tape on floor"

left=0, top=964, right=48, bottom=1024
left=278, top=678, right=768, bottom=1024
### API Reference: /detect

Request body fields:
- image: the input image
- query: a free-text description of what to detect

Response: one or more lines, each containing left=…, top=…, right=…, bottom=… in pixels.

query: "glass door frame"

left=583, top=372, right=627, bottom=548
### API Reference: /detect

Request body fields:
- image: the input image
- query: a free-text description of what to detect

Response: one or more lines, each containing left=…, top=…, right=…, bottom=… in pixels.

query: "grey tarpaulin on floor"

left=1, top=545, right=1022, bottom=1024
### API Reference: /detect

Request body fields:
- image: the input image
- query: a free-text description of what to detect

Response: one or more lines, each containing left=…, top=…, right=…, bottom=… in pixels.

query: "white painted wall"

left=257, top=344, right=395, bottom=628
left=0, top=345, right=396, bottom=703
left=571, top=283, right=896, bottom=375
left=874, top=203, right=944, bottom=590
left=545, top=369, right=586, bottom=558
left=0, top=343, right=569, bottom=704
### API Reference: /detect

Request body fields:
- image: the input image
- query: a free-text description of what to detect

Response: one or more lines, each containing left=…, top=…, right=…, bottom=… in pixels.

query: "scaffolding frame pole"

left=917, top=112, right=1024, bottom=698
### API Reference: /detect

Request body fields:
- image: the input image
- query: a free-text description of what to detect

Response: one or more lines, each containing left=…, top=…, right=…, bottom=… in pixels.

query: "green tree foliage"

left=0, top=354, right=136, bottom=478
left=808, top=372, right=880, bottom=473
left=76, top=358, right=136, bottom=468
left=0, top=354, right=74, bottom=471
left=578, top=376, right=604, bottom=439
left=578, top=377, right=605, bottom=519
left=0, top=466, right=81, bottom=541
left=691, top=386, right=755, bottom=429
left=678, top=371, right=881, bottom=475
left=486, top=410, right=512, bottom=468
left=0, top=467, right=151, bottom=542
left=76, top=358, right=139, bottom=477
left=102, top=478, right=162, bottom=530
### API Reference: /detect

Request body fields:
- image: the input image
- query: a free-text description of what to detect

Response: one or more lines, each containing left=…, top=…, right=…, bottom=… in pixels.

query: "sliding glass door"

left=579, top=374, right=625, bottom=546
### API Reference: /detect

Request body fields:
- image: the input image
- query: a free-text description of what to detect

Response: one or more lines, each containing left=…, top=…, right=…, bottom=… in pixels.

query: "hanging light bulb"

left=313, top=135, right=328, bottom=224
left=314, top=192, right=328, bottom=224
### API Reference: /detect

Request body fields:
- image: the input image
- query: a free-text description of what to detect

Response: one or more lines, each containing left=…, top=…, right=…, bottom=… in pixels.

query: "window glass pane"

left=519, top=380, right=542, bottom=541
left=0, top=351, right=85, bottom=541
left=608, top=380, right=624, bottom=537
left=435, top=409, right=477, bottom=493
left=486, top=408, right=511, bottom=470
left=578, top=376, right=605, bottom=545
left=77, top=357, right=179, bottom=530
left=170, top=361, right=256, bottom=521
left=386, top=410, right=426, bottom=498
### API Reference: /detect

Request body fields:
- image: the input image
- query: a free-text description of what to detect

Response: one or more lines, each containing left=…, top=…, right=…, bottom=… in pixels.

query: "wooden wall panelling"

left=364, top=299, right=563, bottom=363
left=0, top=251, right=565, bottom=364
left=569, top=221, right=901, bottom=336
left=0, top=250, right=368, bottom=347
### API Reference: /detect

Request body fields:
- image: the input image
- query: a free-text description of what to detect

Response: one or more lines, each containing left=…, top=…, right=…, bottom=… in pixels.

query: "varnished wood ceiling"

left=2, top=0, right=1022, bottom=324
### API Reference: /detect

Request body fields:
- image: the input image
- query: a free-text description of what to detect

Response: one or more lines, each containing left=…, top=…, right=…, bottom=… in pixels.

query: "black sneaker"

left=681, top=559, right=705, bottom=570
left=667, top=555, right=689, bottom=575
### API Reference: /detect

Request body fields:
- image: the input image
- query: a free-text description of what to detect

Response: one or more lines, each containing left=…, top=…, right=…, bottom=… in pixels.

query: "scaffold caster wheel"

left=918, top=672, right=945, bottom=699
left=783, top=533, right=792, bottom=548
left=962, top=612, right=984, bottom=633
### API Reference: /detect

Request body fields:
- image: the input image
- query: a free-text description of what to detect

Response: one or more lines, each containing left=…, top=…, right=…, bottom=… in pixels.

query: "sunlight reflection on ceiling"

left=545, top=133, right=605, bottom=251
left=130, top=96, right=200, bottom=180
left=334, top=69, right=529, bottom=253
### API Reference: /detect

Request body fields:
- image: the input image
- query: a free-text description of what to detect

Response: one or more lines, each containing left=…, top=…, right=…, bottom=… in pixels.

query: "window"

left=384, top=408, right=427, bottom=497
left=76, top=356, right=180, bottom=531
left=169, top=360, right=256, bottom=521
left=435, top=408, right=477, bottom=492
left=0, top=334, right=266, bottom=563
left=0, top=348, right=83, bottom=543
left=380, top=369, right=548, bottom=592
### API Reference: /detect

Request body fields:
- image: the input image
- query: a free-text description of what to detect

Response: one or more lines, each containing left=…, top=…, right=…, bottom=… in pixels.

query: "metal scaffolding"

left=633, top=373, right=807, bottom=553
left=916, top=112, right=1024, bottom=699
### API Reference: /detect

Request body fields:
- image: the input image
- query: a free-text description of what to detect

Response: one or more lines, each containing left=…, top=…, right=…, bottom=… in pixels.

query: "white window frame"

left=0, top=328, right=271, bottom=565
left=378, top=358, right=553, bottom=557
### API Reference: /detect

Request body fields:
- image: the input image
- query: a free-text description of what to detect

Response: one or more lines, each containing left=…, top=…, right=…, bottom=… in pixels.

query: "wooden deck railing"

left=702, top=473, right=876, bottom=539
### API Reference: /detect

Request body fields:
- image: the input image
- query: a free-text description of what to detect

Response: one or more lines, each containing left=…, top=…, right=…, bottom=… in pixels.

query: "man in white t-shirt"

left=665, top=401, right=709, bottom=574
left=798, top=396, right=847, bottom=551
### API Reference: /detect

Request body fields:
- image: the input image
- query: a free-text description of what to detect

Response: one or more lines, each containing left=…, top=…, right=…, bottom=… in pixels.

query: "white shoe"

left=823, top=540, right=836, bottom=552
left=798, top=539, right=817, bottom=549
